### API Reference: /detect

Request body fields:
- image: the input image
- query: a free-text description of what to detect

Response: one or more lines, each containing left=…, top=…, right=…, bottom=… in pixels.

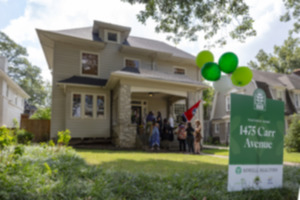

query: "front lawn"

left=76, top=149, right=228, bottom=175
left=202, top=148, right=300, bottom=163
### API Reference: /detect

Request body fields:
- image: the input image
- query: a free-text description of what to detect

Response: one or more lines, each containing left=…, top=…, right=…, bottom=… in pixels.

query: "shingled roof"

left=59, top=76, right=107, bottom=87
left=55, top=27, right=195, bottom=60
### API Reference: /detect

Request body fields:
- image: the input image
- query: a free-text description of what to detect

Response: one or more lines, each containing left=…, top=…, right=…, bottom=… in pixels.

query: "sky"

left=0, top=0, right=296, bottom=82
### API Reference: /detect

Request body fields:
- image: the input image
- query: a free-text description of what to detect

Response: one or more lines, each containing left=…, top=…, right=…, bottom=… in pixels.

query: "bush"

left=0, top=126, right=15, bottom=149
left=285, top=114, right=300, bottom=152
left=57, top=129, right=71, bottom=146
left=16, top=129, right=34, bottom=144
left=30, top=107, right=51, bottom=120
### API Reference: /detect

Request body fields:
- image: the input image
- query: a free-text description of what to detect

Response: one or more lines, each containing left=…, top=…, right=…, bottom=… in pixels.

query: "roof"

left=115, top=67, right=207, bottom=87
left=253, top=70, right=300, bottom=90
left=55, top=26, right=195, bottom=60
left=58, top=76, right=107, bottom=87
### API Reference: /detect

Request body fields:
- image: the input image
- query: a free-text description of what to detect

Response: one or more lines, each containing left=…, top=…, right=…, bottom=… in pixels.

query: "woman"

left=194, top=120, right=202, bottom=154
left=176, top=123, right=186, bottom=152
left=150, top=121, right=160, bottom=150
left=186, top=122, right=195, bottom=153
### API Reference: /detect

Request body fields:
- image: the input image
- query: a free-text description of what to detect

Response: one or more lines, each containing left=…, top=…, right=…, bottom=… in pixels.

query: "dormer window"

left=81, top=52, right=99, bottom=76
left=124, top=58, right=139, bottom=68
left=174, top=67, right=186, bottom=75
left=295, top=93, right=300, bottom=108
left=276, top=89, right=285, bottom=102
left=105, top=30, right=120, bottom=43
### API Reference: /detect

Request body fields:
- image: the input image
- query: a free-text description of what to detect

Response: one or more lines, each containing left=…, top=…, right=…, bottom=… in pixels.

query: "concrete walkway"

left=202, top=145, right=300, bottom=167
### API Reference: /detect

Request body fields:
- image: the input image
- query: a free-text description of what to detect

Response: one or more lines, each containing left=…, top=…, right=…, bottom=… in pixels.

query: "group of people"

left=146, top=111, right=202, bottom=154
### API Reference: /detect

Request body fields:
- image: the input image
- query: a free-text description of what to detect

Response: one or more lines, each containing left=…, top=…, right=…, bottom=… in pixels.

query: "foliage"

left=122, top=0, right=256, bottom=46
left=0, top=126, right=15, bottom=149
left=281, top=0, right=300, bottom=34
left=285, top=114, right=300, bottom=152
left=0, top=31, right=50, bottom=106
left=15, top=129, right=33, bottom=144
left=249, top=36, right=300, bottom=74
left=203, top=87, right=214, bottom=120
left=57, top=129, right=71, bottom=146
left=30, top=107, right=51, bottom=120
left=0, top=146, right=299, bottom=200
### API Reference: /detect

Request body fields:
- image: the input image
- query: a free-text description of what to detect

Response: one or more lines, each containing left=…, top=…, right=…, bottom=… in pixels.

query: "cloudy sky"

left=0, top=0, right=295, bottom=82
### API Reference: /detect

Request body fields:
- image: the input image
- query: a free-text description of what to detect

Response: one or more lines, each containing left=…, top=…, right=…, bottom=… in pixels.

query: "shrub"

left=57, top=129, right=71, bottom=146
left=30, top=107, right=51, bottom=120
left=16, top=129, right=34, bottom=144
left=285, top=114, right=300, bottom=152
left=0, top=126, right=15, bottom=149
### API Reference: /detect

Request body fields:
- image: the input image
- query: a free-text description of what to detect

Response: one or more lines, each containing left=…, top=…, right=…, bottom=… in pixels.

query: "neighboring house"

left=0, top=57, right=29, bottom=127
left=210, top=69, right=300, bottom=144
left=37, top=20, right=208, bottom=148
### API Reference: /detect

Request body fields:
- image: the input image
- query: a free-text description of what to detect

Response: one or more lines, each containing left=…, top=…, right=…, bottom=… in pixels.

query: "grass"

left=202, top=148, right=300, bottom=163
left=76, top=149, right=228, bottom=175
left=1, top=145, right=300, bottom=199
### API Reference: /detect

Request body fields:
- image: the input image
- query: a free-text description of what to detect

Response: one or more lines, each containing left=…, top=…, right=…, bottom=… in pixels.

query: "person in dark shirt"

left=186, top=122, right=195, bottom=153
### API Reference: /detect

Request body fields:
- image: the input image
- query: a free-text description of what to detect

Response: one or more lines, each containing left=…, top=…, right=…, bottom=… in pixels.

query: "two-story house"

left=0, top=56, right=29, bottom=127
left=210, top=69, right=300, bottom=144
left=37, top=20, right=208, bottom=148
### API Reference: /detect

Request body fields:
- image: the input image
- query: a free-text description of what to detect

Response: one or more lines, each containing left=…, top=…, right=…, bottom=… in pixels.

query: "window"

left=295, top=93, right=300, bottom=108
left=125, top=58, right=139, bottom=68
left=72, top=93, right=105, bottom=119
left=276, top=89, right=285, bottom=101
left=215, top=123, right=220, bottom=134
left=72, top=94, right=81, bottom=118
left=81, top=52, right=99, bottom=76
left=174, top=67, right=186, bottom=75
left=174, top=103, right=186, bottom=122
left=105, top=30, right=120, bottom=43
left=225, top=95, right=231, bottom=112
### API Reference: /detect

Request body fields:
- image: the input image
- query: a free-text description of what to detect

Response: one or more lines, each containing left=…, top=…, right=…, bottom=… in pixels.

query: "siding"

left=65, top=86, right=110, bottom=138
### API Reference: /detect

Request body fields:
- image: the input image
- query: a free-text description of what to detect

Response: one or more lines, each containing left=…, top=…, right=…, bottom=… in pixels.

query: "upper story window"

left=174, top=67, right=186, bottom=75
left=124, top=58, right=139, bottom=68
left=104, top=30, right=120, bottom=43
left=276, top=89, right=285, bottom=101
left=295, top=93, right=300, bottom=108
left=81, top=52, right=99, bottom=76
left=225, top=95, right=231, bottom=112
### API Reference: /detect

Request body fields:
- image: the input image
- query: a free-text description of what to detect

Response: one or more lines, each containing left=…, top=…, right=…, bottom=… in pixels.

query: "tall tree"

left=281, top=0, right=300, bottom=34
left=0, top=31, right=49, bottom=106
left=122, top=0, right=256, bottom=46
left=249, top=35, right=300, bottom=74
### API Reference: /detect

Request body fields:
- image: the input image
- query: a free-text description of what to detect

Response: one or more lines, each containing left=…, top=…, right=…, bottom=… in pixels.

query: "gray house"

left=37, top=20, right=208, bottom=148
left=0, top=57, right=29, bottom=127
left=210, top=69, right=300, bottom=144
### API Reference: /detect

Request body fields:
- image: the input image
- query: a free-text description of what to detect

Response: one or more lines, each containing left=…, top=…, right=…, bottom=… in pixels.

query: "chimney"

left=0, top=56, right=8, bottom=72
left=293, top=68, right=300, bottom=76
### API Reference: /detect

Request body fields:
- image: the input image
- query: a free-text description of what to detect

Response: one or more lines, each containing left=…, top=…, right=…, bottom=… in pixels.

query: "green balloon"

left=201, top=62, right=221, bottom=81
left=218, top=52, right=238, bottom=73
left=231, top=67, right=253, bottom=87
left=196, top=50, right=214, bottom=69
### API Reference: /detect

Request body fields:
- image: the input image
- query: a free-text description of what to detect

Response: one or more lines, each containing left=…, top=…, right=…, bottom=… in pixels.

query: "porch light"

left=148, top=92, right=153, bottom=97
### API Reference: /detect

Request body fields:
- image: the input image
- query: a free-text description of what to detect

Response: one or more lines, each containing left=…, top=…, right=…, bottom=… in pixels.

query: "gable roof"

left=53, top=26, right=195, bottom=60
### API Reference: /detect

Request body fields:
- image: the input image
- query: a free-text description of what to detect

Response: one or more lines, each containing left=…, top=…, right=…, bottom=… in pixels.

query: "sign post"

left=228, top=89, right=284, bottom=192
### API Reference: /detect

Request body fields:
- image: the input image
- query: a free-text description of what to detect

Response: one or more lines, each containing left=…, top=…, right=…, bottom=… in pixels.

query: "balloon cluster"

left=196, top=50, right=253, bottom=93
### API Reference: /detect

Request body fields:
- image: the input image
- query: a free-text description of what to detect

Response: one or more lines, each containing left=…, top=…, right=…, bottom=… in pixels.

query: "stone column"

left=117, top=84, right=136, bottom=148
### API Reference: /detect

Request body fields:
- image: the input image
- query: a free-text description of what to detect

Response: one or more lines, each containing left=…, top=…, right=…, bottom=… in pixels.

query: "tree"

left=285, top=114, right=300, bottom=152
left=281, top=0, right=300, bottom=34
left=203, top=87, right=214, bottom=120
left=0, top=31, right=49, bottom=106
left=249, top=35, right=300, bottom=74
left=122, top=0, right=256, bottom=46
left=30, top=107, right=51, bottom=120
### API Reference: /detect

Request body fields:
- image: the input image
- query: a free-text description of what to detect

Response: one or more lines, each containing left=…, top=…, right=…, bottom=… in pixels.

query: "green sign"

left=228, top=89, right=284, bottom=191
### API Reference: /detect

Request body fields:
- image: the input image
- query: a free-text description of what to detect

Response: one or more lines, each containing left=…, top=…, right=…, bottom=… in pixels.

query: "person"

left=146, top=111, right=155, bottom=135
left=168, top=114, right=174, bottom=135
left=176, top=123, right=186, bottom=152
left=161, top=118, right=170, bottom=149
left=194, top=120, right=202, bottom=154
left=186, top=122, right=195, bottom=153
left=156, top=111, right=163, bottom=135
left=150, top=120, right=160, bottom=150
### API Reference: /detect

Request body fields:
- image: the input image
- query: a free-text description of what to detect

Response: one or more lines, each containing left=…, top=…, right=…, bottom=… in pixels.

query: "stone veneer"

left=114, top=84, right=137, bottom=148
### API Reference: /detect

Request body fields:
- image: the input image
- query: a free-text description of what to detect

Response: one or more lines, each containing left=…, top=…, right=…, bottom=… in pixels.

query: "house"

left=0, top=56, right=29, bottom=127
left=37, top=20, right=208, bottom=148
left=210, top=69, right=300, bottom=144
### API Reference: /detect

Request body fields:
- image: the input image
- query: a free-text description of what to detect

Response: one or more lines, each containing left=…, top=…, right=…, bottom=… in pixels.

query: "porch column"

left=117, top=84, right=136, bottom=148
